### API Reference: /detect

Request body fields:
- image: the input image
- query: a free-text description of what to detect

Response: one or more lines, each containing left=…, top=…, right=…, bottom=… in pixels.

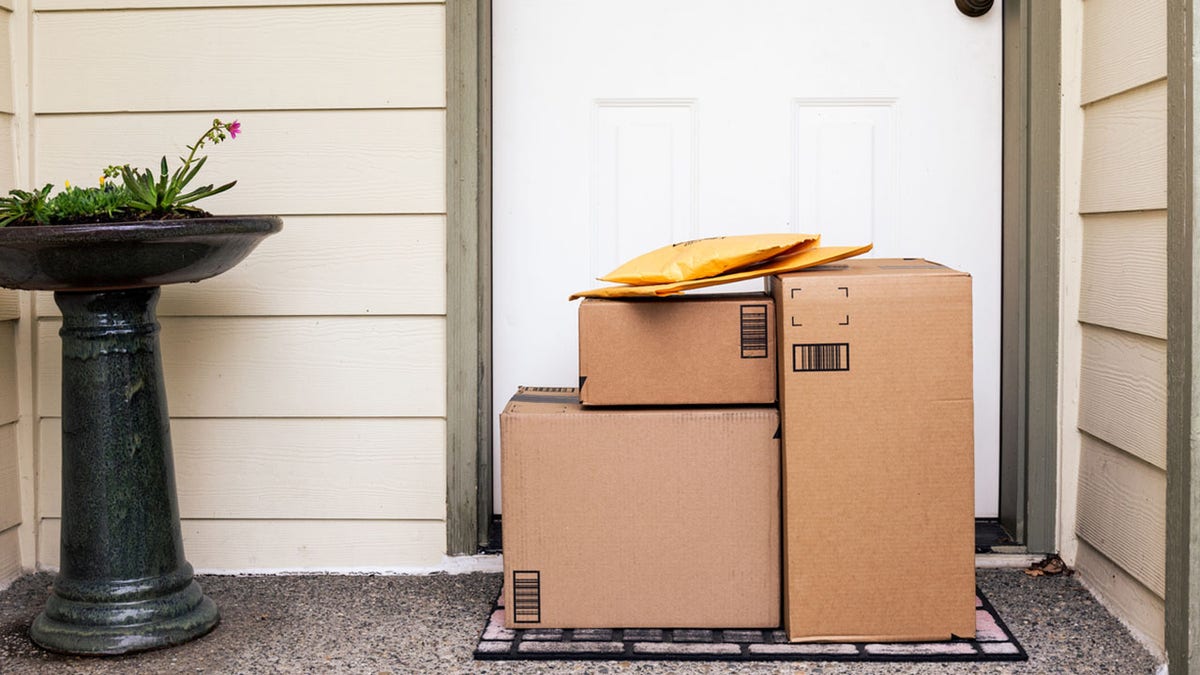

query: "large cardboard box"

left=500, top=387, right=780, bottom=628
left=771, top=259, right=976, bottom=642
left=578, top=294, right=776, bottom=405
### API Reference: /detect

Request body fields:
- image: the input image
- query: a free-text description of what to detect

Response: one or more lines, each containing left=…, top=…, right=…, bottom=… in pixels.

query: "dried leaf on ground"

left=1025, top=554, right=1072, bottom=577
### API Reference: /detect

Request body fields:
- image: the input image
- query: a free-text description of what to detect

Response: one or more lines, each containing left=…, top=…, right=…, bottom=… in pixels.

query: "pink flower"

left=228, top=121, right=241, bottom=139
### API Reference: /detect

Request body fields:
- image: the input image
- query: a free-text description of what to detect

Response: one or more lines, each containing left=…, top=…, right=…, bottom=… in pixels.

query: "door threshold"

left=975, top=518, right=1041, bottom=566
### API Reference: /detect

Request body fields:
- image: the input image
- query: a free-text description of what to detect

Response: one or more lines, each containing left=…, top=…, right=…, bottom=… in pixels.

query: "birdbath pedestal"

left=0, top=216, right=282, bottom=655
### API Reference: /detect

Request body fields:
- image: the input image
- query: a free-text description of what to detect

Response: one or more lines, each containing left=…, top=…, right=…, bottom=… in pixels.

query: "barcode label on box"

left=740, top=305, right=769, bottom=359
left=512, top=570, right=542, bottom=623
left=793, top=343, right=850, bottom=372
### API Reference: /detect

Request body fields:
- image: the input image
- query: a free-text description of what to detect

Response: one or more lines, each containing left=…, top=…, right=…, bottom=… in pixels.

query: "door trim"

left=446, top=0, right=493, bottom=554
left=999, top=0, right=1060, bottom=553
left=446, top=0, right=1059, bottom=554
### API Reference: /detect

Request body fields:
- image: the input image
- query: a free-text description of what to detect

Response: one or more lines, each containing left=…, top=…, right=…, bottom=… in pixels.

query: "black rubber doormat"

left=474, top=588, right=1026, bottom=662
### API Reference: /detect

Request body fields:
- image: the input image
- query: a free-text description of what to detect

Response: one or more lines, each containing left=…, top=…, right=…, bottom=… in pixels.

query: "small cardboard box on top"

left=770, top=258, right=976, bottom=642
left=578, top=293, right=776, bottom=406
left=500, top=387, right=780, bottom=629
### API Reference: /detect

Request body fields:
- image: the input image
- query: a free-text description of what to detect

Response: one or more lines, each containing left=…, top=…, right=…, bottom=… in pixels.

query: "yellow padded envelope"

left=599, top=233, right=820, bottom=285
left=570, top=244, right=873, bottom=300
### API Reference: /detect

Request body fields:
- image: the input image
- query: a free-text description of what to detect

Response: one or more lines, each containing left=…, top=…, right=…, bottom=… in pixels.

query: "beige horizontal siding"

left=37, top=316, right=446, bottom=418
left=0, top=299, right=17, bottom=579
left=34, top=5, right=445, bottom=113
left=1081, top=0, right=1167, bottom=104
left=1080, top=211, right=1167, bottom=339
left=1076, top=434, right=1166, bottom=596
left=0, top=115, right=15, bottom=190
left=34, top=216, right=447, bottom=317
left=0, top=9, right=11, bottom=114
left=1078, top=324, right=1166, bottom=469
left=0, top=424, right=17, bottom=531
left=0, top=526, right=19, bottom=589
left=1073, top=0, right=1167, bottom=649
left=0, top=323, right=15, bottom=426
left=39, top=518, right=446, bottom=570
left=39, top=418, right=446, bottom=520
left=34, top=110, right=446, bottom=215
left=0, top=291, right=16, bottom=320
left=1, top=5, right=22, bottom=578
left=1076, top=539, right=1165, bottom=646
left=1080, top=80, right=1167, bottom=214
left=24, top=0, right=451, bottom=570
left=36, top=0, right=438, bottom=9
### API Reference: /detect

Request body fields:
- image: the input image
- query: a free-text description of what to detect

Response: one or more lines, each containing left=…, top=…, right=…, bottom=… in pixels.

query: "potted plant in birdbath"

left=0, top=120, right=281, bottom=655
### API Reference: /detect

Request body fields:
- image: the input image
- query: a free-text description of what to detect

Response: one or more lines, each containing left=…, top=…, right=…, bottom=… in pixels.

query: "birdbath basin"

left=0, top=216, right=282, bottom=654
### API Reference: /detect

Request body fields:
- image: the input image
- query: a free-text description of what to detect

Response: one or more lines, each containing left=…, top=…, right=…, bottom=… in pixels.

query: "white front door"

left=492, top=1, right=1003, bottom=517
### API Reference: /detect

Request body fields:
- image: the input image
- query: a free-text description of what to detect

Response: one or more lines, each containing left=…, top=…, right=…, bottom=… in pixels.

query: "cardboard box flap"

left=506, top=386, right=782, bottom=427
left=778, top=258, right=968, bottom=280
left=504, top=386, right=581, bottom=412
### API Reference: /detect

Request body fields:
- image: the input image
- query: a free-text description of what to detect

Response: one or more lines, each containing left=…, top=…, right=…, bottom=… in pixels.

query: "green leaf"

left=155, top=157, right=171, bottom=210
left=178, top=155, right=208, bottom=191
left=121, top=167, right=157, bottom=211
left=175, top=180, right=236, bottom=206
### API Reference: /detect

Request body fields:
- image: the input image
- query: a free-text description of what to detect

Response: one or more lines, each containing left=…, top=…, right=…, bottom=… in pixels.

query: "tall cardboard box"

left=771, top=259, right=975, bottom=642
left=501, top=387, right=780, bottom=628
left=578, top=294, right=776, bottom=405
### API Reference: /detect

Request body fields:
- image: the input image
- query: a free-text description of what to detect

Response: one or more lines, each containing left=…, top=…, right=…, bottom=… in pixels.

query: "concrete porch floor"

left=0, top=568, right=1161, bottom=674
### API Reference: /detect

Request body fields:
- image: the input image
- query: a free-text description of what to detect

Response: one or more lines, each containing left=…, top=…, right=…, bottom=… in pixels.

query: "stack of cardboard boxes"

left=501, top=258, right=977, bottom=641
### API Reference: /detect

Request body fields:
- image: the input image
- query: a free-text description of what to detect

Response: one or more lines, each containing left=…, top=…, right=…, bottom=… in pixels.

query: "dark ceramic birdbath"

left=0, top=216, right=282, bottom=655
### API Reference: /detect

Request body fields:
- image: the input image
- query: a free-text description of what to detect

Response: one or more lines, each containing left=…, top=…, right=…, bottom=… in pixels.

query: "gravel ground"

left=0, top=569, right=1161, bottom=674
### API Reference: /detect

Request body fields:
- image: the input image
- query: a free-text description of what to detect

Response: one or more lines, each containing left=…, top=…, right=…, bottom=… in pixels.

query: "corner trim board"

left=1165, top=0, right=1198, bottom=669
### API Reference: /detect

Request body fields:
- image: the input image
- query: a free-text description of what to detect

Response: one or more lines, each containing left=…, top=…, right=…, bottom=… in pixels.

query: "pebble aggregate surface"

left=0, top=569, right=1161, bottom=674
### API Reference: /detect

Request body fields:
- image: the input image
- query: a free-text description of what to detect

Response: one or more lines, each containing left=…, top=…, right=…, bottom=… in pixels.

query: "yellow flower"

left=64, top=180, right=70, bottom=189
left=99, top=175, right=106, bottom=186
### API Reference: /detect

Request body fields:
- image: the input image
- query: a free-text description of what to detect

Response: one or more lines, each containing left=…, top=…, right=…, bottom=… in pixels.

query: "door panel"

left=493, top=0, right=1003, bottom=516
left=593, top=101, right=696, bottom=278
